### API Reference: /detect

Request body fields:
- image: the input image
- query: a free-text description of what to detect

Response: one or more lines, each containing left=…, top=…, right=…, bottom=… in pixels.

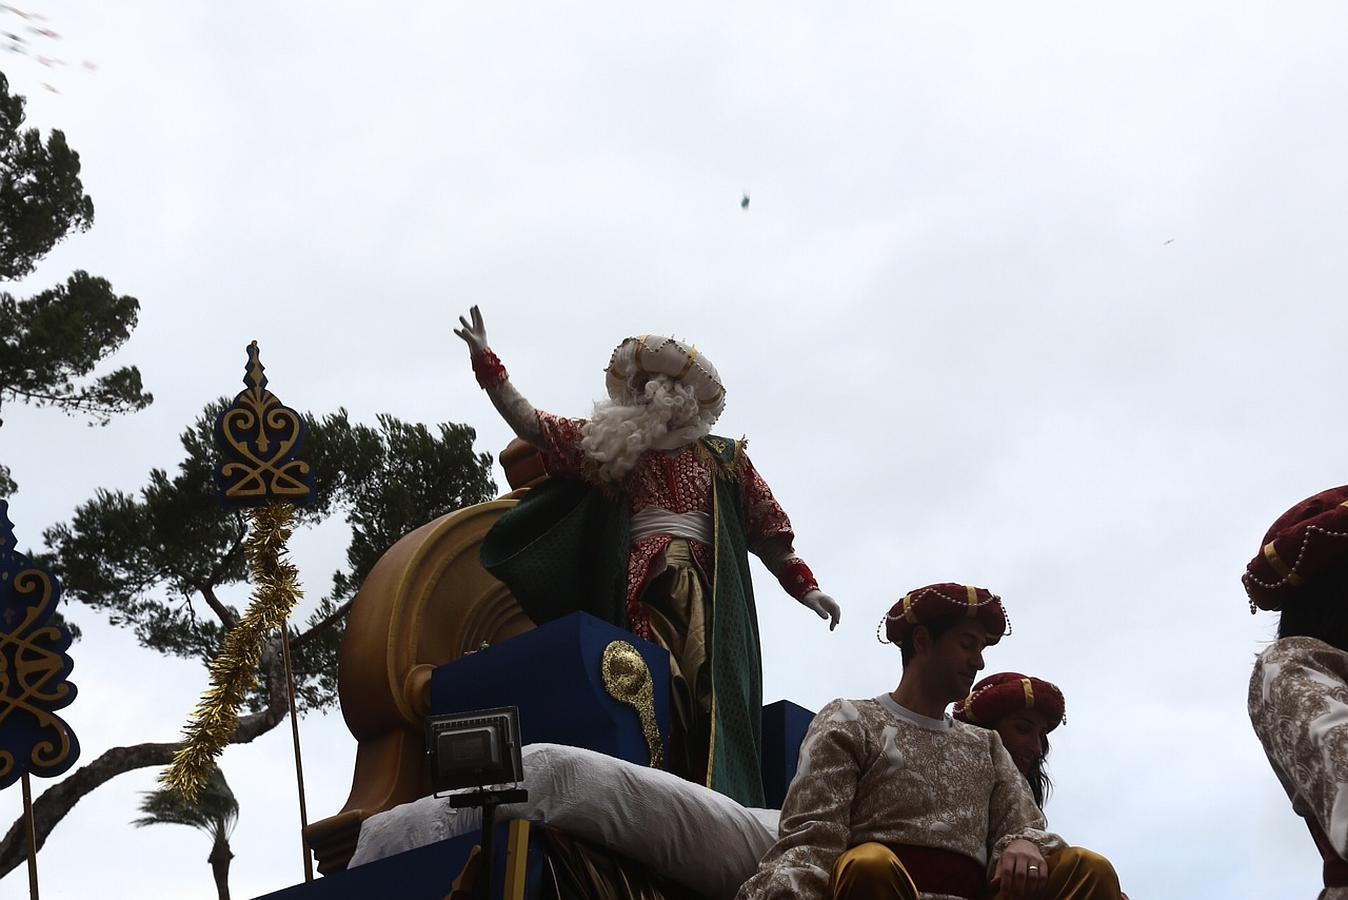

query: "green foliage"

left=0, top=72, right=94, bottom=280
left=0, top=73, right=152, bottom=497
left=0, top=271, right=151, bottom=419
left=134, top=765, right=240, bottom=900
left=133, top=765, right=239, bottom=843
left=44, top=401, right=497, bottom=713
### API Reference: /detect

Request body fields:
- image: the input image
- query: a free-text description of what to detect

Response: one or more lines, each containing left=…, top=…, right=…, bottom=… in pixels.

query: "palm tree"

left=133, top=766, right=240, bottom=900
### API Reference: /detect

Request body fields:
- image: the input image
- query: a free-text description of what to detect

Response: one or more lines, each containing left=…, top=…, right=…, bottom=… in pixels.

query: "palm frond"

left=133, top=765, right=240, bottom=843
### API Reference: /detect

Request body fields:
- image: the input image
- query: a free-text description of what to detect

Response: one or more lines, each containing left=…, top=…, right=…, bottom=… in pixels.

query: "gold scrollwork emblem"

left=0, top=501, right=80, bottom=788
left=214, top=341, right=314, bottom=505
left=599, top=640, right=664, bottom=769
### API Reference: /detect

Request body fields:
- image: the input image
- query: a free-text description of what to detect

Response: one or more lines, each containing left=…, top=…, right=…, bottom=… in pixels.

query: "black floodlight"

left=426, top=706, right=524, bottom=793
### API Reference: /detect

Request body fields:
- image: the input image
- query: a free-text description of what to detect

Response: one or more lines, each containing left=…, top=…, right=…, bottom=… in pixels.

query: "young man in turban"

left=736, top=583, right=1122, bottom=900
left=454, top=307, right=840, bottom=807
left=1245, top=486, right=1348, bottom=898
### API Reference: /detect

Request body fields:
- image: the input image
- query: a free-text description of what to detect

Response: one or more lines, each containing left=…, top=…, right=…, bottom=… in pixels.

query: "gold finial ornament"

left=214, top=341, right=314, bottom=506
left=600, top=640, right=664, bottom=769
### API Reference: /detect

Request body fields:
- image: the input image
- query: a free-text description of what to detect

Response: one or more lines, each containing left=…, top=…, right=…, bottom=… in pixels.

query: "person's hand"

left=453, top=305, right=490, bottom=357
left=990, top=839, right=1048, bottom=899
left=799, top=589, right=841, bottom=631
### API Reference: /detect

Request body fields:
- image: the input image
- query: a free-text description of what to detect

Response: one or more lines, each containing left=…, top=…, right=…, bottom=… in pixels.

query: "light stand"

left=427, top=706, right=528, bottom=900
left=449, top=787, right=529, bottom=899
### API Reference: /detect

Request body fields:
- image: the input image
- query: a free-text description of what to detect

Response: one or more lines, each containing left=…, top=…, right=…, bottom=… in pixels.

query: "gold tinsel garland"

left=162, top=502, right=303, bottom=801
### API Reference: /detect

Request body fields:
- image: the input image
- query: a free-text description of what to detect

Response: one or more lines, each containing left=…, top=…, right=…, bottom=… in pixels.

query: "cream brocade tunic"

left=1250, top=637, right=1348, bottom=900
left=736, top=695, right=1066, bottom=900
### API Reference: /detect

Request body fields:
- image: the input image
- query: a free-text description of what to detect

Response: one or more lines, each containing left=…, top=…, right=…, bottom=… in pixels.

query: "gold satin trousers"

left=641, top=539, right=713, bottom=785
left=831, top=843, right=1123, bottom=900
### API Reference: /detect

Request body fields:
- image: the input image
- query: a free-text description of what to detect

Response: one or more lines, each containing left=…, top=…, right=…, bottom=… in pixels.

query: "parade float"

left=244, top=318, right=830, bottom=900
left=251, top=434, right=816, bottom=900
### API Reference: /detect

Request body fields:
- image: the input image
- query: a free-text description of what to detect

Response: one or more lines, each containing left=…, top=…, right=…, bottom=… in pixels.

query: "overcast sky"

left=2, top=2, right=1346, bottom=897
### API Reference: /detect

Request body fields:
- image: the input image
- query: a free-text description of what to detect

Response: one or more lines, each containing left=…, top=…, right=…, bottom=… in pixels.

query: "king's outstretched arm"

left=454, top=305, right=544, bottom=446
left=758, top=537, right=841, bottom=631
left=740, top=455, right=842, bottom=630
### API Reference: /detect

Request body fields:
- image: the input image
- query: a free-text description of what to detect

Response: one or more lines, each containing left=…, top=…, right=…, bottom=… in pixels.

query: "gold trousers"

left=831, top=843, right=1123, bottom=900
left=641, top=539, right=713, bottom=785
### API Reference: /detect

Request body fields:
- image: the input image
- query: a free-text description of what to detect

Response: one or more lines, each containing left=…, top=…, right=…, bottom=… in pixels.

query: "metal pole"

left=22, top=773, right=39, bottom=899
left=279, top=624, right=313, bottom=882
left=479, top=800, right=496, bottom=900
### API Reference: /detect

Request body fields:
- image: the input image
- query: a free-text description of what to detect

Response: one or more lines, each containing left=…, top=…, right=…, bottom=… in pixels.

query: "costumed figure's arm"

left=740, top=453, right=841, bottom=630
left=985, top=731, right=1068, bottom=895
left=1250, top=639, right=1348, bottom=857
left=735, top=699, right=865, bottom=900
left=455, top=306, right=589, bottom=476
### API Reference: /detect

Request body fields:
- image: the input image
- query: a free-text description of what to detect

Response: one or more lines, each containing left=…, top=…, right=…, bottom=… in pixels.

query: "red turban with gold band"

left=953, top=672, right=1066, bottom=732
left=879, top=582, right=1009, bottom=646
left=1243, top=485, right=1348, bottom=612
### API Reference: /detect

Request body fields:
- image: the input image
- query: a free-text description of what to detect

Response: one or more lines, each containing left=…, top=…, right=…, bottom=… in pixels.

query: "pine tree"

left=0, top=72, right=151, bottom=496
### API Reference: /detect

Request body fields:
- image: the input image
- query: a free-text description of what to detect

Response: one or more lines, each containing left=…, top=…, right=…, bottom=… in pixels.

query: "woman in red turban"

left=953, top=672, right=1065, bottom=808
left=955, top=673, right=1131, bottom=899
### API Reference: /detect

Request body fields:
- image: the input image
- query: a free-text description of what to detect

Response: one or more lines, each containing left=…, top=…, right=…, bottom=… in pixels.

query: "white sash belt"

left=630, top=508, right=712, bottom=545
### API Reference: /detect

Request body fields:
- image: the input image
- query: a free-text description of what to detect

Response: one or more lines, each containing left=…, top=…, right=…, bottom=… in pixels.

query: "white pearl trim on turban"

left=605, top=335, right=727, bottom=424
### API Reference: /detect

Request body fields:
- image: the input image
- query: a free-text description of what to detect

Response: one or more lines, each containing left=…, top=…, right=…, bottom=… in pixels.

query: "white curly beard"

left=579, top=375, right=716, bottom=482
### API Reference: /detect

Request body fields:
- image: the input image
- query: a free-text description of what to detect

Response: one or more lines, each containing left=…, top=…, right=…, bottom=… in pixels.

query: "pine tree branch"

left=202, top=522, right=248, bottom=597
left=199, top=584, right=237, bottom=629
left=290, top=597, right=354, bottom=650
left=2, top=385, right=109, bottom=412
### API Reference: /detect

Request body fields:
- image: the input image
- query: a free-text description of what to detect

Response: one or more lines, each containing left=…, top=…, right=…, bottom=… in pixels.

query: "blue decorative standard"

left=0, top=499, right=81, bottom=898
left=214, top=340, right=315, bottom=508
left=0, top=499, right=79, bottom=790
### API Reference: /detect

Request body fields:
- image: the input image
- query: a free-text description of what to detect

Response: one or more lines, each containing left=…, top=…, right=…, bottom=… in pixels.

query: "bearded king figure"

left=455, top=306, right=840, bottom=807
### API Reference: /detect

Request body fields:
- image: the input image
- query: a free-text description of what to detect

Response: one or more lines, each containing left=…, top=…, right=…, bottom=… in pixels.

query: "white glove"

left=800, top=589, right=841, bottom=631
left=453, top=305, right=490, bottom=357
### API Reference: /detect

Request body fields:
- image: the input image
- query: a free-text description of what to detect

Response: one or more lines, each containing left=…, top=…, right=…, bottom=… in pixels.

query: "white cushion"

left=350, top=743, right=780, bottom=899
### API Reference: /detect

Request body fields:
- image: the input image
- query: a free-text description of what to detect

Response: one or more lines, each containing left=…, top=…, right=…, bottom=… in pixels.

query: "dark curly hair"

left=1277, top=564, right=1348, bottom=652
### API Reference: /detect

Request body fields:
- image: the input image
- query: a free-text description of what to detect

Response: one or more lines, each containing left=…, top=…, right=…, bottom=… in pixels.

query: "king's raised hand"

left=453, top=305, right=490, bottom=357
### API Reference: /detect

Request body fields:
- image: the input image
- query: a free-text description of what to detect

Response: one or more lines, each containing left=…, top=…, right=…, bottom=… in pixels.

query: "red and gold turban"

left=878, top=582, right=1009, bottom=646
left=1243, top=485, right=1348, bottom=612
left=953, top=672, right=1066, bottom=731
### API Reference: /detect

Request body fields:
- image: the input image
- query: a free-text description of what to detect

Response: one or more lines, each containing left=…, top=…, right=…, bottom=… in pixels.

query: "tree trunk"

left=208, top=835, right=233, bottom=900
left=0, top=638, right=292, bottom=881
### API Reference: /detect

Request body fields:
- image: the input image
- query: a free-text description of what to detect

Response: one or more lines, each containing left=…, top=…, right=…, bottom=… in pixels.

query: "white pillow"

left=350, top=743, right=780, bottom=899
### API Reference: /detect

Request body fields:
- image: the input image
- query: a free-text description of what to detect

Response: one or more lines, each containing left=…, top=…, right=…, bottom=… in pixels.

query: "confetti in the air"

left=0, top=4, right=94, bottom=92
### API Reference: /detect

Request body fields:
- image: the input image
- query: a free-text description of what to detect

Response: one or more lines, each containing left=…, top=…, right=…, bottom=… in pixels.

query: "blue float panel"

left=254, top=832, right=473, bottom=900
left=254, top=821, right=546, bottom=900
left=760, top=699, right=816, bottom=809
left=430, top=612, right=671, bottom=768
left=255, top=617, right=822, bottom=899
